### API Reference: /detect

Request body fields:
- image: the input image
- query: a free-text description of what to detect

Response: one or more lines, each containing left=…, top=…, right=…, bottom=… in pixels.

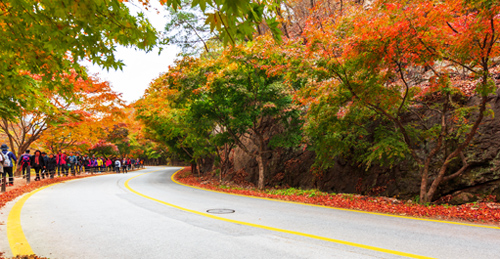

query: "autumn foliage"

left=133, top=0, right=500, bottom=205
left=2, top=0, right=500, bottom=210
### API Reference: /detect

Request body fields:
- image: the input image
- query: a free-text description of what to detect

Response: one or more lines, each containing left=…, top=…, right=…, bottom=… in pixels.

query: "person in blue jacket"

left=1, top=144, right=17, bottom=186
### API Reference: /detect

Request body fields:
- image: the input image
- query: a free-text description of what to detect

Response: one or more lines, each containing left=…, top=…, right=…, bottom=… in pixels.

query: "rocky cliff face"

left=232, top=91, right=500, bottom=203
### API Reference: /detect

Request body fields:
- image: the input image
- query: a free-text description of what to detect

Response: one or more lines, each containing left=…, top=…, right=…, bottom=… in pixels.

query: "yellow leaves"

left=205, top=12, right=224, bottom=33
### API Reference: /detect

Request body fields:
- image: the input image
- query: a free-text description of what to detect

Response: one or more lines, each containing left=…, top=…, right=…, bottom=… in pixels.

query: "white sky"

left=83, top=1, right=179, bottom=104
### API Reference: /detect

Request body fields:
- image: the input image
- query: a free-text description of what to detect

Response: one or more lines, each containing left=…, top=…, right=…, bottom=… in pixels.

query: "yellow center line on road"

left=125, top=168, right=435, bottom=259
left=171, top=168, right=500, bottom=230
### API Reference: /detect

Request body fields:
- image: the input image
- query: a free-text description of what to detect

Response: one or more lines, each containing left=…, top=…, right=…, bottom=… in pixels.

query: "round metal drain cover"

left=206, top=209, right=235, bottom=214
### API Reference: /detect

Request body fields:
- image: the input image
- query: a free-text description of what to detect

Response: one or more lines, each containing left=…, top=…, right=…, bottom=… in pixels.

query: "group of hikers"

left=0, top=144, right=145, bottom=187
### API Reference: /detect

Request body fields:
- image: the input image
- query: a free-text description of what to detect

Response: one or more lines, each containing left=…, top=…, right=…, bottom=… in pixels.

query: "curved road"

left=0, top=167, right=499, bottom=258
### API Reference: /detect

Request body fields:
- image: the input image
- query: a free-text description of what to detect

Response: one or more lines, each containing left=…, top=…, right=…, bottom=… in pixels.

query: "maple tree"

left=135, top=56, right=214, bottom=173
left=134, top=0, right=500, bottom=203
left=137, top=37, right=303, bottom=188
left=191, top=43, right=302, bottom=189
left=40, top=119, right=111, bottom=155
left=120, top=108, right=160, bottom=161
left=4, top=0, right=495, bottom=205
left=1, top=71, right=125, bottom=166
left=299, top=0, right=500, bottom=203
left=0, top=0, right=279, bottom=119
left=0, top=0, right=158, bottom=119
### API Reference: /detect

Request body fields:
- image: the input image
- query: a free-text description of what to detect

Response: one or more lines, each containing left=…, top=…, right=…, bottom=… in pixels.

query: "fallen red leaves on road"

left=174, top=168, right=500, bottom=226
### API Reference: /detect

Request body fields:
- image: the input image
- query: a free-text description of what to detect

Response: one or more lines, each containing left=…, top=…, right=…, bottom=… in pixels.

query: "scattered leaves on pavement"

left=175, top=168, right=500, bottom=226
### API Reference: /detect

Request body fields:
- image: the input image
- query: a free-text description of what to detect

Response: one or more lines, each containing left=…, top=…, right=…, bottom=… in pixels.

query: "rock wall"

left=231, top=91, right=500, bottom=203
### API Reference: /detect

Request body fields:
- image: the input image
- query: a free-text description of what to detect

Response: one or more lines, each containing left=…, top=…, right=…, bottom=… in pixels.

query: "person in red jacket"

left=56, top=151, right=68, bottom=177
left=31, top=150, right=46, bottom=181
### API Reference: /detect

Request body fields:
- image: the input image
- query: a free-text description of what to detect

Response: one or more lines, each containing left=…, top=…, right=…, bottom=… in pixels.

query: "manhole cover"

left=206, top=209, right=235, bottom=214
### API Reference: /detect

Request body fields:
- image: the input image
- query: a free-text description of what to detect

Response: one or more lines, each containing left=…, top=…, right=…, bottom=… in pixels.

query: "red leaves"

left=175, top=168, right=500, bottom=226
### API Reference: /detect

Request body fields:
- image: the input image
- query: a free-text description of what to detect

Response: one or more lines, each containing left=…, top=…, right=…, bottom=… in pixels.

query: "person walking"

left=75, top=153, right=83, bottom=174
left=1, top=144, right=17, bottom=186
left=130, top=158, right=136, bottom=170
left=121, top=158, right=128, bottom=173
left=82, top=156, right=89, bottom=174
left=97, top=157, right=103, bottom=173
left=87, top=157, right=93, bottom=175
left=19, top=150, right=32, bottom=183
left=31, top=150, right=46, bottom=181
left=127, top=158, right=132, bottom=171
left=88, top=156, right=98, bottom=174
left=105, top=158, right=112, bottom=172
left=0, top=150, right=5, bottom=190
left=92, top=157, right=98, bottom=173
left=41, top=152, right=49, bottom=179
left=47, top=154, right=57, bottom=179
left=68, top=152, right=77, bottom=176
left=56, top=151, right=67, bottom=177
left=114, top=158, right=121, bottom=173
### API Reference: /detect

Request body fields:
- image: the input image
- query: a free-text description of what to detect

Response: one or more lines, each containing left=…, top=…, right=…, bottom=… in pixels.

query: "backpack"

left=115, top=160, right=120, bottom=167
left=0, top=152, right=6, bottom=167
left=3, top=151, right=12, bottom=167
left=21, top=155, right=30, bottom=166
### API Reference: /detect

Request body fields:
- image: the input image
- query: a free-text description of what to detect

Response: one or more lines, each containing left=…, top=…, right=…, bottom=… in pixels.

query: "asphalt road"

left=0, top=167, right=499, bottom=258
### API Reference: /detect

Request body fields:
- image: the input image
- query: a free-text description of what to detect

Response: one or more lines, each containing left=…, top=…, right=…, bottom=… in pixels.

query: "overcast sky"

left=83, top=1, right=179, bottom=104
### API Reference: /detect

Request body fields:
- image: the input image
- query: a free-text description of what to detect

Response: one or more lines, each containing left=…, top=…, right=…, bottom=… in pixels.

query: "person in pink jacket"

left=105, top=158, right=112, bottom=172
left=56, top=151, right=68, bottom=177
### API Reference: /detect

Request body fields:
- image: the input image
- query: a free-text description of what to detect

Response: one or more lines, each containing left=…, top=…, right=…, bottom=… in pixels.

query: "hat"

left=1, top=144, right=8, bottom=151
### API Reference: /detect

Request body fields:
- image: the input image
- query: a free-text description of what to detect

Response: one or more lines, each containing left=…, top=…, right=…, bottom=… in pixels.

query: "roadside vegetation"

left=2, top=0, right=499, bottom=219
left=175, top=168, right=500, bottom=226
left=138, top=0, right=500, bottom=206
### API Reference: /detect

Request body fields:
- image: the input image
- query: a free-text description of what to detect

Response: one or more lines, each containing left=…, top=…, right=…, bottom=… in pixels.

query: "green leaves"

left=136, top=36, right=302, bottom=171
left=164, top=0, right=282, bottom=45
left=0, top=0, right=158, bottom=118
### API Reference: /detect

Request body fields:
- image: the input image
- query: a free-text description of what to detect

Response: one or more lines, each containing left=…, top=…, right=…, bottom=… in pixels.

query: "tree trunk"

left=256, top=154, right=265, bottom=189
left=421, top=94, right=487, bottom=203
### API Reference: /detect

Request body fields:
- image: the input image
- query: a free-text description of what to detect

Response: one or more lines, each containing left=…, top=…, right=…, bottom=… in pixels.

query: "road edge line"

left=171, top=168, right=500, bottom=230
left=126, top=168, right=434, bottom=259
left=7, top=184, right=57, bottom=256
left=5, top=172, right=130, bottom=256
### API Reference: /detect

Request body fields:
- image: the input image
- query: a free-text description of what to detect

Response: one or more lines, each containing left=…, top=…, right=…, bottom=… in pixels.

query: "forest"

left=2, top=0, right=500, bottom=204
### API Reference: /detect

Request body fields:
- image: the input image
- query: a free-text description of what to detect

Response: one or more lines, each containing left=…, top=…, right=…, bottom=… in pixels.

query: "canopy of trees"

left=2, top=0, right=500, bottom=203
left=137, top=0, right=500, bottom=203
